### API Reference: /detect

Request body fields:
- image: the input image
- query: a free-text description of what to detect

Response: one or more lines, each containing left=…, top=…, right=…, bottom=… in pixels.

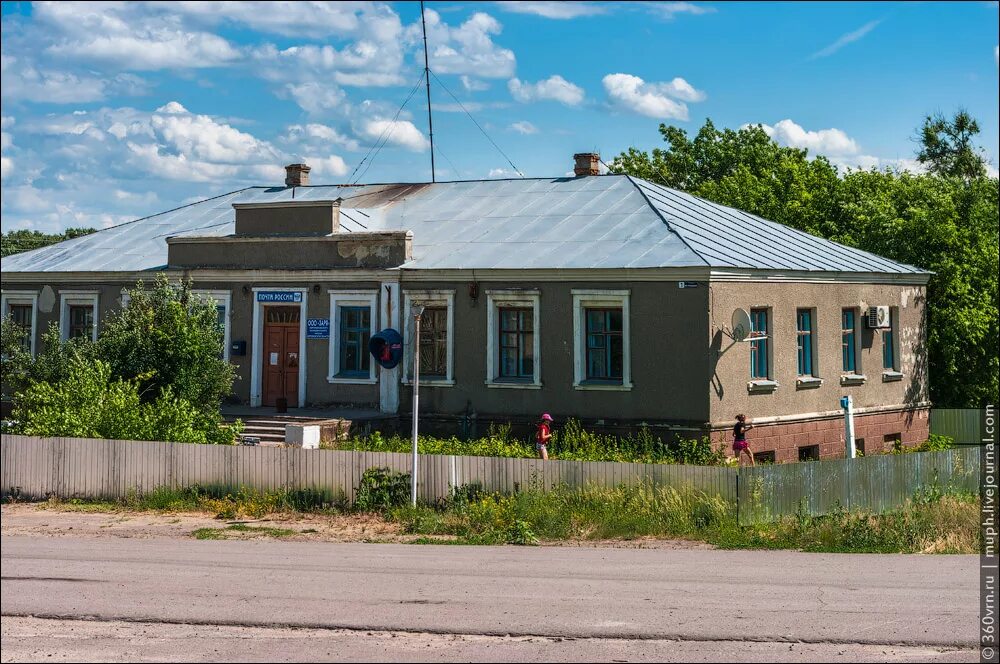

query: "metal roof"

left=1, top=175, right=926, bottom=275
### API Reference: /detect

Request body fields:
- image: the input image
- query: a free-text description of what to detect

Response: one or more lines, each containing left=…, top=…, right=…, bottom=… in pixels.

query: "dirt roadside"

left=0, top=503, right=711, bottom=549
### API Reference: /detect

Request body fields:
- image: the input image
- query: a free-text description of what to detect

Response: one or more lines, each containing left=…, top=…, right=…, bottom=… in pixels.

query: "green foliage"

left=10, top=356, right=239, bottom=444
left=916, top=110, right=988, bottom=179
left=96, top=275, right=237, bottom=418
left=193, top=524, right=298, bottom=540
left=610, top=116, right=999, bottom=407
left=341, top=420, right=726, bottom=465
left=1, top=315, right=32, bottom=395
left=1, top=227, right=96, bottom=257
left=354, top=467, right=411, bottom=513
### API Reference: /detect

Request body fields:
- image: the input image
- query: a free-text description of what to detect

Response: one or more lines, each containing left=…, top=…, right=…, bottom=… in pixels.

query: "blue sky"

left=1, top=1, right=997, bottom=233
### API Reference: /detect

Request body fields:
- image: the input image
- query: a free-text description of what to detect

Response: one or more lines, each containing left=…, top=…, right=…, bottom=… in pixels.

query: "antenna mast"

left=420, top=1, right=436, bottom=182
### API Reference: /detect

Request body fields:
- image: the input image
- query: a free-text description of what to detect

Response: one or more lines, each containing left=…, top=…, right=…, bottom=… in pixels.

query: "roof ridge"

left=625, top=175, right=711, bottom=267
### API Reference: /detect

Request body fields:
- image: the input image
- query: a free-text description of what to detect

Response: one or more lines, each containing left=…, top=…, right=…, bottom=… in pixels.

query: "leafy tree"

left=94, top=275, right=237, bottom=420
left=1, top=315, right=32, bottom=395
left=12, top=356, right=234, bottom=444
left=1, top=227, right=96, bottom=258
left=610, top=117, right=999, bottom=407
left=916, top=110, right=988, bottom=179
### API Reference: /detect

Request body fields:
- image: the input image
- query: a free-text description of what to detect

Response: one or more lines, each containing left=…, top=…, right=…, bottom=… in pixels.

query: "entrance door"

left=263, top=306, right=301, bottom=407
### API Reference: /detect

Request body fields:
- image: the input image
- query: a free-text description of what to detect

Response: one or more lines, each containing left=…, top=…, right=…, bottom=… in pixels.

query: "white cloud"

left=493, top=1, right=608, bottom=19
left=150, top=106, right=277, bottom=164
left=35, top=1, right=242, bottom=70
left=0, top=157, right=12, bottom=180
left=488, top=167, right=515, bottom=178
left=282, top=82, right=349, bottom=116
left=645, top=2, right=717, bottom=19
left=510, top=121, right=539, bottom=135
left=0, top=55, right=107, bottom=104
left=756, top=119, right=859, bottom=156
left=602, top=73, right=704, bottom=120
left=167, top=1, right=398, bottom=40
left=809, top=20, right=881, bottom=60
left=508, top=75, right=585, bottom=105
left=284, top=123, right=360, bottom=151
left=460, top=75, right=490, bottom=92
left=361, top=119, right=430, bottom=152
left=156, top=101, right=189, bottom=114
left=411, top=9, right=516, bottom=78
left=300, top=155, right=349, bottom=178
left=0, top=117, right=14, bottom=130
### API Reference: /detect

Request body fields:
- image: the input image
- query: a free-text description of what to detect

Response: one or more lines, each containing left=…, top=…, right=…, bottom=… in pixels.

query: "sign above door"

left=257, top=291, right=302, bottom=303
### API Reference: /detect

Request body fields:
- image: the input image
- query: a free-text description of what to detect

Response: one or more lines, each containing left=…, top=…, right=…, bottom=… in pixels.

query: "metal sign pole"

left=841, top=395, right=856, bottom=458
left=411, top=306, right=423, bottom=507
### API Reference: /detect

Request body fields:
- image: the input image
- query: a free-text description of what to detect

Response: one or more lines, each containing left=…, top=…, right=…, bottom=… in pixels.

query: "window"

left=192, top=290, right=231, bottom=361
left=499, top=308, right=533, bottom=379
left=585, top=308, right=623, bottom=380
left=882, top=309, right=896, bottom=370
left=3, top=291, right=39, bottom=355
left=339, top=306, right=371, bottom=377
left=419, top=307, right=448, bottom=378
left=59, top=291, right=99, bottom=342
left=884, top=433, right=902, bottom=452
left=572, top=290, right=631, bottom=390
left=328, top=290, right=378, bottom=384
left=796, top=309, right=814, bottom=376
left=841, top=309, right=857, bottom=373
left=754, top=451, right=776, bottom=465
left=798, top=444, right=820, bottom=462
left=486, top=289, right=541, bottom=388
left=855, top=438, right=866, bottom=456
left=749, top=308, right=769, bottom=379
left=403, top=290, right=455, bottom=386
left=68, top=305, right=94, bottom=340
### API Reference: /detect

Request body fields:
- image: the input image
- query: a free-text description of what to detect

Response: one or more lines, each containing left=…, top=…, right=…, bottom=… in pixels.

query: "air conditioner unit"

left=866, top=306, right=891, bottom=329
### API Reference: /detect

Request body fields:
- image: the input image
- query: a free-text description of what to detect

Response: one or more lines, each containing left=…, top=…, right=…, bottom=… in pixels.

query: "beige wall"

left=707, top=281, right=929, bottom=427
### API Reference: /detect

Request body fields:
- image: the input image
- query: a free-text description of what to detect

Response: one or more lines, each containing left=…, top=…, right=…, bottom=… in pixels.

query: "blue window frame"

left=882, top=309, right=895, bottom=370
left=842, top=309, right=856, bottom=373
left=585, top=308, right=624, bottom=381
left=499, top=307, right=533, bottom=379
left=796, top=309, right=814, bottom=376
left=750, top=308, right=769, bottom=379
left=339, top=306, right=371, bottom=377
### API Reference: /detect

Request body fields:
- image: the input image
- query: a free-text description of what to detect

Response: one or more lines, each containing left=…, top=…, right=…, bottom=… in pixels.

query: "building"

left=1, top=156, right=931, bottom=461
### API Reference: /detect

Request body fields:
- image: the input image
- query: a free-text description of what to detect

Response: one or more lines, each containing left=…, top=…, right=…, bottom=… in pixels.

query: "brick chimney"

left=285, top=163, right=311, bottom=187
left=573, top=152, right=600, bottom=177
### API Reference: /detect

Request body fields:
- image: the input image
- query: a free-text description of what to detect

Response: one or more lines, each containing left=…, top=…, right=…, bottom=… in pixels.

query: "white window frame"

left=572, top=289, right=632, bottom=391
left=59, top=290, right=99, bottom=342
left=402, top=289, right=455, bottom=387
left=485, top=289, right=541, bottom=389
left=192, top=289, right=232, bottom=362
left=328, top=289, right=379, bottom=385
left=1, top=290, right=39, bottom=356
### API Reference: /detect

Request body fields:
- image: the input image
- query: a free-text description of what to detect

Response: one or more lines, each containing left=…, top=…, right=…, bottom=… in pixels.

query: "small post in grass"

left=411, top=304, right=425, bottom=507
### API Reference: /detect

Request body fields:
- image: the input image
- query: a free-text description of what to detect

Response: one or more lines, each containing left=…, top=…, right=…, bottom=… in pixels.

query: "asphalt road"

left=0, top=536, right=980, bottom=661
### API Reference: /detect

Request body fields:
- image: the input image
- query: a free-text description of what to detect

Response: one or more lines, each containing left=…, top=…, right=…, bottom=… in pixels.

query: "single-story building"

left=1, top=155, right=931, bottom=461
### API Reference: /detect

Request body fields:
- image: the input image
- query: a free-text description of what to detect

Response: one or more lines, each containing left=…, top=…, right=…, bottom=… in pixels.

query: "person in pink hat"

left=535, top=413, right=553, bottom=460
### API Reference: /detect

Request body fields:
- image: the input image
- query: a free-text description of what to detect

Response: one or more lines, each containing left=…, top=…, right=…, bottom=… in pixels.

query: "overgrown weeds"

left=339, top=419, right=726, bottom=465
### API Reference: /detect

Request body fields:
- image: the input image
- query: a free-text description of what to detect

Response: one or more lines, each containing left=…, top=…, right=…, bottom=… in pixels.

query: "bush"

left=355, top=467, right=411, bottom=512
left=10, top=356, right=240, bottom=444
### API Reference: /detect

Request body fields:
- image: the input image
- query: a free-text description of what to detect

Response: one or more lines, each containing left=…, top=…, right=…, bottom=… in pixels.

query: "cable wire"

left=430, top=70, right=523, bottom=177
left=347, top=73, right=426, bottom=185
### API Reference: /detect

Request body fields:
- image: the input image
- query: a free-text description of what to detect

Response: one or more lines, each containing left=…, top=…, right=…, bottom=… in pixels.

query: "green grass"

left=387, top=483, right=980, bottom=553
left=192, top=524, right=299, bottom=540
left=337, top=419, right=726, bottom=465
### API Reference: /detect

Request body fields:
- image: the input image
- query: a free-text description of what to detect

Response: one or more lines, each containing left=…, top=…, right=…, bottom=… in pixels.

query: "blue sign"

left=257, top=291, right=302, bottom=303
left=306, top=318, right=330, bottom=339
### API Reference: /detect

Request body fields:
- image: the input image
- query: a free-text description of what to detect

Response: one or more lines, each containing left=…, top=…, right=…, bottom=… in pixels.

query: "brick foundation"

left=711, top=408, right=930, bottom=463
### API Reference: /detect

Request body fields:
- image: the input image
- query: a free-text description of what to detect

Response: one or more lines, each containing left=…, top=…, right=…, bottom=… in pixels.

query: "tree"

left=916, top=110, right=988, bottom=179
left=610, top=117, right=999, bottom=407
left=1, top=227, right=96, bottom=258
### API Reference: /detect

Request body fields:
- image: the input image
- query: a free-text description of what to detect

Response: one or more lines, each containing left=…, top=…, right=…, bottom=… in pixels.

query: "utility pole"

left=420, top=1, right=436, bottom=182
left=411, top=304, right=425, bottom=506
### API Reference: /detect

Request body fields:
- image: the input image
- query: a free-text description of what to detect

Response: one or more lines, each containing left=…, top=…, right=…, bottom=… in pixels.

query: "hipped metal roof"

left=1, top=175, right=926, bottom=275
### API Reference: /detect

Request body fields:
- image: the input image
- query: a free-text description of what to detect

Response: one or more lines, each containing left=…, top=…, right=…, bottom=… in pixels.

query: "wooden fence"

left=0, top=435, right=980, bottom=524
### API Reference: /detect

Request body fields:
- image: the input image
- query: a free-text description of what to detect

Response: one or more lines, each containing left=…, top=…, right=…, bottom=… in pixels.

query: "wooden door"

left=262, top=306, right=301, bottom=407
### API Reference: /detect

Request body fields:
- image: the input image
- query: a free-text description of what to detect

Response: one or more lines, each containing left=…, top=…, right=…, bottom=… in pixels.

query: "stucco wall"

left=707, top=281, right=929, bottom=428
left=397, top=280, right=711, bottom=426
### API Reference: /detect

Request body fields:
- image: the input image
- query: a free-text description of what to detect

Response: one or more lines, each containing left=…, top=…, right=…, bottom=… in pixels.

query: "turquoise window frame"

left=796, top=309, right=814, bottom=376
left=338, top=305, right=371, bottom=377
left=841, top=309, right=856, bottom=373
left=882, top=309, right=896, bottom=370
left=749, top=308, right=769, bottom=379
